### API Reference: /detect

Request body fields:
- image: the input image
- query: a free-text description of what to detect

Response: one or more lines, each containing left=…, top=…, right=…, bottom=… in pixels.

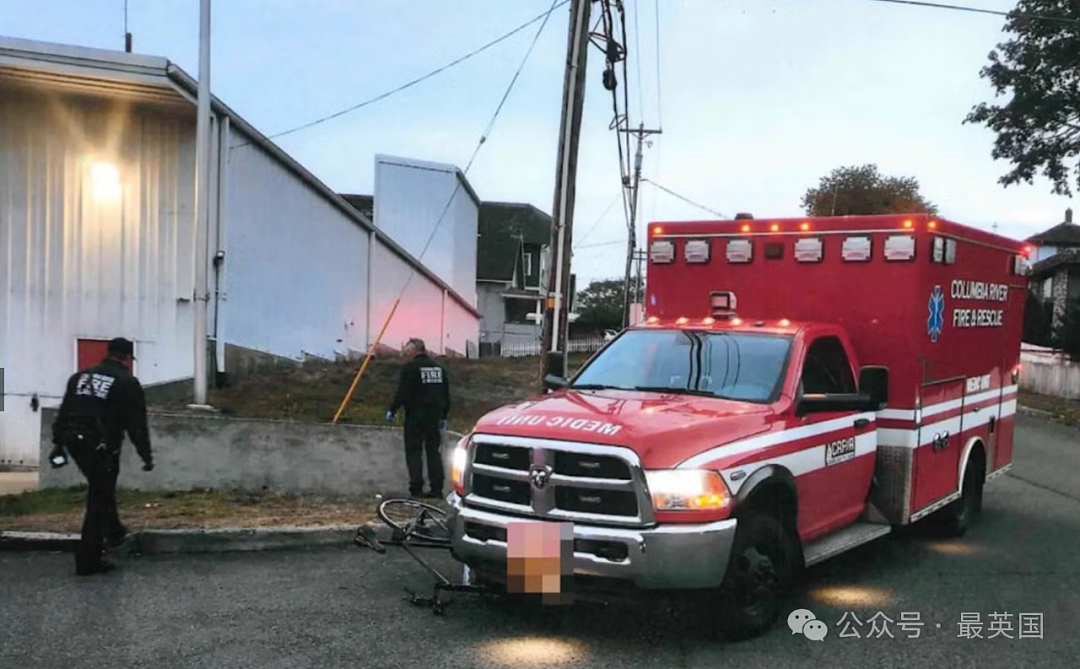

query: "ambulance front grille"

left=464, top=435, right=654, bottom=527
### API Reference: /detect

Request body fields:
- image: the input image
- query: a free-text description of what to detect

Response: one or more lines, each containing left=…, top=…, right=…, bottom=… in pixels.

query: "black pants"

left=69, top=445, right=123, bottom=570
left=404, top=417, right=443, bottom=496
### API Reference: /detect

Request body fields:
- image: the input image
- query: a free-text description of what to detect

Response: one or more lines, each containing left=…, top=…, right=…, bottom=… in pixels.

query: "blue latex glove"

left=438, top=419, right=448, bottom=431
left=385, top=410, right=395, bottom=424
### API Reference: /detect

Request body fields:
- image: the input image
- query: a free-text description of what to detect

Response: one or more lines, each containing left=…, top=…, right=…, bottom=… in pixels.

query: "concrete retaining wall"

left=38, top=408, right=462, bottom=497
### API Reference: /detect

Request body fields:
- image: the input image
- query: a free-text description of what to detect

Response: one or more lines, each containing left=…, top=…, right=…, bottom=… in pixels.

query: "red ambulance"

left=446, top=213, right=1031, bottom=639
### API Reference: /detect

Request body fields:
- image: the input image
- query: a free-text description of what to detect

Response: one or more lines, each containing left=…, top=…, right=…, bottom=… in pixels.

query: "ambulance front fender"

left=731, top=465, right=798, bottom=519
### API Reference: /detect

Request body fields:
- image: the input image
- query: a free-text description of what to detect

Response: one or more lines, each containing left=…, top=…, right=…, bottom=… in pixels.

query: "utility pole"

left=539, top=0, right=594, bottom=385
left=630, top=248, right=639, bottom=322
left=620, top=123, right=662, bottom=328
left=123, top=0, right=132, bottom=52
left=190, top=0, right=213, bottom=409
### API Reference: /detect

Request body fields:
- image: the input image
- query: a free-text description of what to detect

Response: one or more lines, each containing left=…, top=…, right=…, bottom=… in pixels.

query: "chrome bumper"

left=446, top=492, right=738, bottom=590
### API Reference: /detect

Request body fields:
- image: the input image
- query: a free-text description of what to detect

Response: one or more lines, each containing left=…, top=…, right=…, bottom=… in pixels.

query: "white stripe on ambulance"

left=677, top=386, right=1018, bottom=471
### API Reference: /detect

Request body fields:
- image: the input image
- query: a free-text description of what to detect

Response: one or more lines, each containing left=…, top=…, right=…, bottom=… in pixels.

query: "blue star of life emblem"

left=928, top=285, right=945, bottom=343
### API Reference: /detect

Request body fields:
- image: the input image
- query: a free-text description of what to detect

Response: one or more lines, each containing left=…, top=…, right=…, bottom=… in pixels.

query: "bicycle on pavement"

left=353, top=496, right=491, bottom=615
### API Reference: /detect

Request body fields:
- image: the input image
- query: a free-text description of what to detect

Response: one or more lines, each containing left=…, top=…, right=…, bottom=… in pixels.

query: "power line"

left=574, top=192, right=623, bottom=248
left=422, top=0, right=559, bottom=255
left=334, top=0, right=559, bottom=420
left=864, top=0, right=1080, bottom=25
left=576, top=239, right=625, bottom=249
left=238, top=0, right=570, bottom=148
left=468, top=0, right=561, bottom=171
left=642, top=179, right=726, bottom=218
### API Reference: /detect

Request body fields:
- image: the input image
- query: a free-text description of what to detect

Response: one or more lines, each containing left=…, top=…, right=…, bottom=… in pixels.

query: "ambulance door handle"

left=854, top=418, right=871, bottom=429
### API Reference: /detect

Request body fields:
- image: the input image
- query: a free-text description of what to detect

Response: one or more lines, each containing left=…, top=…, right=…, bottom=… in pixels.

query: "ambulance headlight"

left=645, top=470, right=732, bottom=511
left=451, top=436, right=471, bottom=494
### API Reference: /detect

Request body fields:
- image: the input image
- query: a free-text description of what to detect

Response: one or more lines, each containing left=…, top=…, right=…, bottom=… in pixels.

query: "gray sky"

left=2, top=0, right=1075, bottom=286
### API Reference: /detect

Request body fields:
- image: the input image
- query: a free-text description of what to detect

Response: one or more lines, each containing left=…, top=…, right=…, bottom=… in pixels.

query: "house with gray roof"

left=1028, top=208, right=1080, bottom=334
left=476, top=202, right=553, bottom=352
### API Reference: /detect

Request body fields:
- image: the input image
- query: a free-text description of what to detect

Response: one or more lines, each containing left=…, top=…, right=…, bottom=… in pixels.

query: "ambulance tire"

left=941, top=454, right=985, bottom=537
left=715, top=509, right=797, bottom=641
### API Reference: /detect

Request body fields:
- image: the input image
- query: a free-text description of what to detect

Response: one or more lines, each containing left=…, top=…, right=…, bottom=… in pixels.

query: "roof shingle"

left=1027, top=208, right=1079, bottom=246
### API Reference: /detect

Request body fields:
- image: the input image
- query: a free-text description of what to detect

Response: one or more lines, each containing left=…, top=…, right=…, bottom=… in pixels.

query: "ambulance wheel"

left=941, top=452, right=985, bottom=537
left=715, top=510, right=796, bottom=641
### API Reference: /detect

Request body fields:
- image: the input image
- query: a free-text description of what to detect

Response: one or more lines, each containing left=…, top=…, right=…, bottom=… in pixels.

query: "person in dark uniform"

left=49, top=337, right=154, bottom=576
left=385, top=338, right=450, bottom=499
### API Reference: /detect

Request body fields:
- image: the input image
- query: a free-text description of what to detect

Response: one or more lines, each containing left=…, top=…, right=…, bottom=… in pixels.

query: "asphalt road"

left=2, top=414, right=1078, bottom=668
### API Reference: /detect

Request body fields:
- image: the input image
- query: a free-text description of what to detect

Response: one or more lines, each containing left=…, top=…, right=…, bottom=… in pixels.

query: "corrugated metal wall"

left=222, top=128, right=369, bottom=361
left=0, top=87, right=196, bottom=466
left=370, top=243, right=449, bottom=354
left=373, top=155, right=478, bottom=307
left=0, top=73, right=481, bottom=467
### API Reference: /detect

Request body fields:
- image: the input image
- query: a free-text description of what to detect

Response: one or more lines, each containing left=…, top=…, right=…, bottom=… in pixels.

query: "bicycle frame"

left=354, top=501, right=491, bottom=615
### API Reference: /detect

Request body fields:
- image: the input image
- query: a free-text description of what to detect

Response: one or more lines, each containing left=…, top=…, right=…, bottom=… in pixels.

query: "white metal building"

left=372, top=155, right=479, bottom=308
left=0, top=37, right=480, bottom=467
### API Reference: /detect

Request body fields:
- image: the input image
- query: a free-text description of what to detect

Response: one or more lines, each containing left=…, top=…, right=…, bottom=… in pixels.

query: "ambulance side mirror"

left=543, top=374, right=569, bottom=392
left=857, top=366, right=889, bottom=411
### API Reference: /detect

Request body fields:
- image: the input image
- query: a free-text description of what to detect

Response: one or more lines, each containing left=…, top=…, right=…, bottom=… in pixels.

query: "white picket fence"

left=499, top=336, right=607, bottom=358
left=1020, top=344, right=1080, bottom=400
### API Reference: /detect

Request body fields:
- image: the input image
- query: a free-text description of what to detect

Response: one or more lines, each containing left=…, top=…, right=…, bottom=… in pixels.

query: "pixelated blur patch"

left=506, top=521, right=574, bottom=605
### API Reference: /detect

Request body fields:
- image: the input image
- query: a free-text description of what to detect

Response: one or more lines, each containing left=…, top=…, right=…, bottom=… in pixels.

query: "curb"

left=0, top=531, right=80, bottom=552
left=0, top=524, right=366, bottom=555
left=1018, top=405, right=1056, bottom=419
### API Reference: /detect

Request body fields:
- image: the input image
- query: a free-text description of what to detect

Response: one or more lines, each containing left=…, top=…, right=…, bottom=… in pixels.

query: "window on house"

left=523, top=253, right=533, bottom=279
left=505, top=299, right=535, bottom=324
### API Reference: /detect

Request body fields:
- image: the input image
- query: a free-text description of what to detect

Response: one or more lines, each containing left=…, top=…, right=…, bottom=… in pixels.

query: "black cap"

left=107, top=337, right=136, bottom=359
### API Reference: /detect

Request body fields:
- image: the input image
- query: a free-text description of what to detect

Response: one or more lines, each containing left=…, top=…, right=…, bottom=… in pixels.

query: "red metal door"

left=912, top=377, right=965, bottom=512
left=76, top=339, right=110, bottom=371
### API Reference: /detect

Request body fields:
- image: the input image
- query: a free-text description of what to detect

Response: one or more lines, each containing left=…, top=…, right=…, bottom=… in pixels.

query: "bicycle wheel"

left=378, top=498, right=451, bottom=544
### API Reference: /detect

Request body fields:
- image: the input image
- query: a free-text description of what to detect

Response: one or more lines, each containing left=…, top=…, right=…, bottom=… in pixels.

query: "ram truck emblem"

left=529, top=465, right=553, bottom=491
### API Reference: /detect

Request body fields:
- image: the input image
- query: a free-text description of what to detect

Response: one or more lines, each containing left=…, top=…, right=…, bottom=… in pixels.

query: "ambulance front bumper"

left=446, top=492, right=738, bottom=591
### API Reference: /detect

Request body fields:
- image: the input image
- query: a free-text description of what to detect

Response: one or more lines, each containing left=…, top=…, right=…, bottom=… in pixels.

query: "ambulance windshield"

left=571, top=329, right=792, bottom=403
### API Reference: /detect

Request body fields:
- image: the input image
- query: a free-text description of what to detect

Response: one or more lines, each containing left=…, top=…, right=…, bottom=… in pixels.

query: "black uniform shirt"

left=389, top=354, right=450, bottom=421
left=53, top=357, right=153, bottom=462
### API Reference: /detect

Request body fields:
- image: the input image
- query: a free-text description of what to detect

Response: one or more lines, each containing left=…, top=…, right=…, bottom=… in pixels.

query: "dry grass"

left=1018, top=391, right=1080, bottom=426
left=0, top=487, right=378, bottom=533
left=155, top=354, right=591, bottom=433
